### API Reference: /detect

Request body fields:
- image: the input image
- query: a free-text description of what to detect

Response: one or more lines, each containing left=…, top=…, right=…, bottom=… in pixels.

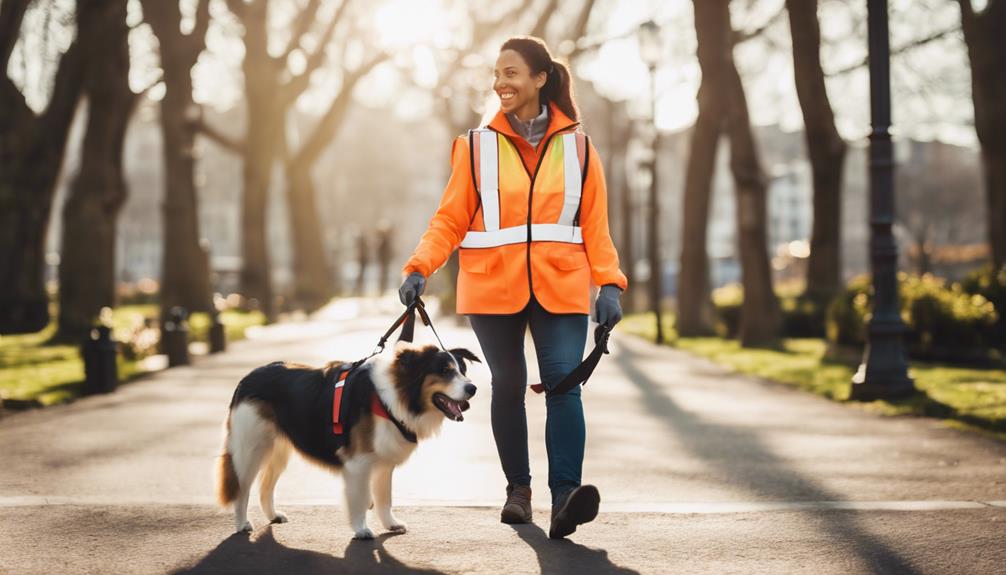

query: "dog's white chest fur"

left=372, top=417, right=417, bottom=465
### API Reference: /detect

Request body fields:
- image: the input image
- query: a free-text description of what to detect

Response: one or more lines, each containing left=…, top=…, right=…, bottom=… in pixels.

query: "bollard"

left=162, top=306, right=190, bottom=367
left=82, top=325, right=119, bottom=394
left=209, top=310, right=226, bottom=354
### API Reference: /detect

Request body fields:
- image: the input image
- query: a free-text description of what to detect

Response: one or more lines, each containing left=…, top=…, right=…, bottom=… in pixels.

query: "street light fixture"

left=638, top=19, right=666, bottom=344
left=851, top=0, right=915, bottom=400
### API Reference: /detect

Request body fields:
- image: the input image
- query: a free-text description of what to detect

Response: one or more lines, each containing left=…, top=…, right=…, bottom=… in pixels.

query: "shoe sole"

left=549, top=485, right=600, bottom=539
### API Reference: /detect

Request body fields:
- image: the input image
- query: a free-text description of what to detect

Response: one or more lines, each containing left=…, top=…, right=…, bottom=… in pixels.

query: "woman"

left=399, top=36, right=627, bottom=540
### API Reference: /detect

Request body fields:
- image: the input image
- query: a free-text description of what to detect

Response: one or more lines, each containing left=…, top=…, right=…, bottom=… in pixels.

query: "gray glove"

left=595, top=284, right=623, bottom=327
left=398, top=272, right=426, bottom=306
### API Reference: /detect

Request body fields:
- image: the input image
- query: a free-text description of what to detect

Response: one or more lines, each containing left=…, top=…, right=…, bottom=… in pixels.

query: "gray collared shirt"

left=506, top=104, right=549, bottom=148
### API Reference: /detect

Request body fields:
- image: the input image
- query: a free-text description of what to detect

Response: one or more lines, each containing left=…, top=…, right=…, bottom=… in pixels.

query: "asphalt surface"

left=1, top=297, right=1004, bottom=574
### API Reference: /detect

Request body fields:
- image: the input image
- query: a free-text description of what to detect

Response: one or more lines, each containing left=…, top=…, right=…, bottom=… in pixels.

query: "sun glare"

left=373, top=0, right=451, bottom=50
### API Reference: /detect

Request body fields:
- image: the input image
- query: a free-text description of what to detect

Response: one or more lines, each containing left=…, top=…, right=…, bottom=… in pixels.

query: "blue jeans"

left=468, top=296, right=588, bottom=506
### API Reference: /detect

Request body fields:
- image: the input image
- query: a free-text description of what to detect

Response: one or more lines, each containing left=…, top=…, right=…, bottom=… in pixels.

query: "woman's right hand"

left=398, top=272, right=426, bottom=306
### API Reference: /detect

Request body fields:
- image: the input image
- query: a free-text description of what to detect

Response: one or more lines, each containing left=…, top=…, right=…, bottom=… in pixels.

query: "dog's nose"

left=464, top=383, right=477, bottom=397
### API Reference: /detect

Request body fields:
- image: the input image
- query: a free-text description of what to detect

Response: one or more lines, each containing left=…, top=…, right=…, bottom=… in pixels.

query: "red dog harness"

left=331, top=367, right=417, bottom=443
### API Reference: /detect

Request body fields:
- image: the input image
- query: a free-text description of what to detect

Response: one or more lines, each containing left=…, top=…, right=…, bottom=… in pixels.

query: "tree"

left=0, top=0, right=85, bottom=334
left=724, top=53, right=782, bottom=347
left=140, top=0, right=214, bottom=320
left=957, top=0, right=1006, bottom=268
left=201, top=0, right=379, bottom=314
left=677, top=0, right=729, bottom=337
left=58, top=0, right=139, bottom=340
left=786, top=0, right=846, bottom=299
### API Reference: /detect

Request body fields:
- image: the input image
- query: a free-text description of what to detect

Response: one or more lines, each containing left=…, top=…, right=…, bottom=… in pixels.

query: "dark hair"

left=500, top=36, right=579, bottom=122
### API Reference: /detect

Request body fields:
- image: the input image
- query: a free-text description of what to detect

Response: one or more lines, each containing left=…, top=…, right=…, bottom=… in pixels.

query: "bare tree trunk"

left=285, top=165, right=332, bottom=309
left=787, top=0, right=847, bottom=298
left=0, top=0, right=85, bottom=334
left=140, top=0, right=213, bottom=320
left=959, top=0, right=1006, bottom=268
left=724, top=59, right=782, bottom=348
left=282, top=55, right=381, bottom=310
left=237, top=1, right=280, bottom=318
left=604, top=98, right=635, bottom=312
left=678, top=0, right=728, bottom=337
left=58, top=0, right=134, bottom=341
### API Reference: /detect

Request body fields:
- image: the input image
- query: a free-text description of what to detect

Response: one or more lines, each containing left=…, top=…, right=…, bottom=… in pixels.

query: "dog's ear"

left=449, top=347, right=481, bottom=375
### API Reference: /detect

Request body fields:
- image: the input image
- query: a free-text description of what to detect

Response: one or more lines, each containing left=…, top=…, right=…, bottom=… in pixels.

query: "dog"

left=215, top=344, right=479, bottom=539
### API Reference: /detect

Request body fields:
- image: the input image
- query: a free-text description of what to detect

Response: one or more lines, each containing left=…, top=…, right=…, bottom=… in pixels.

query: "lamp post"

left=639, top=19, right=665, bottom=344
left=850, top=0, right=915, bottom=400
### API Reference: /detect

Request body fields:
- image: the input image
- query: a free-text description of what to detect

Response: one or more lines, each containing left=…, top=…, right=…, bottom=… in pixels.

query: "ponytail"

left=500, top=37, right=580, bottom=122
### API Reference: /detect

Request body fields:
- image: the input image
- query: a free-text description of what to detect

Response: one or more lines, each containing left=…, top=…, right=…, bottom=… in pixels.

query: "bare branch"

left=292, top=52, right=388, bottom=167
left=278, top=0, right=321, bottom=64
left=827, top=24, right=962, bottom=77
left=188, top=0, right=212, bottom=46
left=732, top=4, right=786, bottom=45
left=0, top=0, right=31, bottom=69
left=194, top=116, right=246, bottom=155
left=529, top=0, right=559, bottom=39
left=224, top=0, right=246, bottom=20
left=568, top=0, right=597, bottom=43
left=281, top=0, right=351, bottom=105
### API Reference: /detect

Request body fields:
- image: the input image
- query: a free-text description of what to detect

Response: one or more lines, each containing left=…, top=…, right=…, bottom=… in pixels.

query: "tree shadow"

left=173, top=527, right=448, bottom=575
left=615, top=343, right=921, bottom=574
left=508, top=523, right=641, bottom=575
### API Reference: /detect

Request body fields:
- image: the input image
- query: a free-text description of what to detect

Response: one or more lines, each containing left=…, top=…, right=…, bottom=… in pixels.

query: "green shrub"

left=713, top=283, right=827, bottom=339
left=961, top=264, right=1006, bottom=348
left=826, top=273, right=999, bottom=362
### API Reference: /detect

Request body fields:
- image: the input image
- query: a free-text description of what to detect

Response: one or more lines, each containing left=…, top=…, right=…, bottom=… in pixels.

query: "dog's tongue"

left=447, top=400, right=464, bottom=422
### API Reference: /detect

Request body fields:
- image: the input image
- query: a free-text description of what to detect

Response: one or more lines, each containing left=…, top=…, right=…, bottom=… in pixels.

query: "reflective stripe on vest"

left=460, top=129, right=587, bottom=249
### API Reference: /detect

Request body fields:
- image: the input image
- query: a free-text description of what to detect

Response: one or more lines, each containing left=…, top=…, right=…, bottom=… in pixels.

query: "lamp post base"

left=850, top=338, right=915, bottom=401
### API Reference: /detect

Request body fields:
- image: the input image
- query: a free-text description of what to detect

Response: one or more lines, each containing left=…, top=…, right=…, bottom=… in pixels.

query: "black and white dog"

left=215, top=344, right=479, bottom=539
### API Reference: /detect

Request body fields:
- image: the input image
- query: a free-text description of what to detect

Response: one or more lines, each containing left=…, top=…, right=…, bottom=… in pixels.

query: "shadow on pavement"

left=509, top=523, right=640, bottom=575
left=615, top=343, right=920, bottom=574
left=174, top=527, right=448, bottom=575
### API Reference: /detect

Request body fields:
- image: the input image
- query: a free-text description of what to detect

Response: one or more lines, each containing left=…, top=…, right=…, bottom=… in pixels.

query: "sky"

left=7, top=0, right=979, bottom=147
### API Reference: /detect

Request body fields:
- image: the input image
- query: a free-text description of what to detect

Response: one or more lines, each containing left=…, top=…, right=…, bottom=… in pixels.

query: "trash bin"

left=163, top=306, right=190, bottom=367
left=82, top=325, right=119, bottom=394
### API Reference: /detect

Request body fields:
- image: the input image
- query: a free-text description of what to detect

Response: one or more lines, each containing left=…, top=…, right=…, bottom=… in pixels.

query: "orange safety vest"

left=404, top=103, right=628, bottom=315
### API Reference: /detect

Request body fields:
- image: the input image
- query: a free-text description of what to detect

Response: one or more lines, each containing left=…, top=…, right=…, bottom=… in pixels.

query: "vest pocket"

left=459, top=249, right=501, bottom=273
left=549, top=249, right=588, bottom=271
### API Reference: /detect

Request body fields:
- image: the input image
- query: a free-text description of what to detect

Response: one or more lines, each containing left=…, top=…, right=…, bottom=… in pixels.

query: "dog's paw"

left=353, top=527, right=375, bottom=540
left=269, top=512, right=288, bottom=524
left=236, top=520, right=253, bottom=533
left=387, top=523, right=408, bottom=534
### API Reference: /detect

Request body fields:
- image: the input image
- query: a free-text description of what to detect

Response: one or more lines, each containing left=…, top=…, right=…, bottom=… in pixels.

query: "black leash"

left=531, top=323, right=612, bottom=396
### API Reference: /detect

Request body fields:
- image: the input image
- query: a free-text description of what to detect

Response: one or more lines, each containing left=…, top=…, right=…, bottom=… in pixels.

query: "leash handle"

left=530, top=324, right=612, bottom=396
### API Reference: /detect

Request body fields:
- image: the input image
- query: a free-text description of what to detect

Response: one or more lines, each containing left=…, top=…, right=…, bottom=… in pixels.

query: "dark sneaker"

left=500, top=484, right=532, bottom=524
left=548, top=484, right=600, bottom=539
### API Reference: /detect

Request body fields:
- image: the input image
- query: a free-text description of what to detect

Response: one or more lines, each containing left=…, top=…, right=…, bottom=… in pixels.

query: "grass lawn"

left=620, top=313, right=1006, bottom=440
left=0, top=306, right=265, bottom=408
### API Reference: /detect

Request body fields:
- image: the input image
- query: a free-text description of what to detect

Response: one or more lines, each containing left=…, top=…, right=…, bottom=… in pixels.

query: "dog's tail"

left=215, top=412, right=239, bottom=506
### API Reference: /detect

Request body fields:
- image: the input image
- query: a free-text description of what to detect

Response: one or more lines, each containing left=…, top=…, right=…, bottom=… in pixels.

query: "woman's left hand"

left=595, top=284, right=623, bottom=327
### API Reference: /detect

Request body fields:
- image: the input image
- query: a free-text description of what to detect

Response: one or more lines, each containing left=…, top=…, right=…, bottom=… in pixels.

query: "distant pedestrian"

left=355, top=232, right=369, bottom=296
left=375, top=220, right=394, bottom=295
left=399, top=36, right=627, bottom=539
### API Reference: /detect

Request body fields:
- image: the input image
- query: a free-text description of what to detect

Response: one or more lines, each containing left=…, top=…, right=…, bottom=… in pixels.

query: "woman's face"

left=493, top=49, right=546, bottom=119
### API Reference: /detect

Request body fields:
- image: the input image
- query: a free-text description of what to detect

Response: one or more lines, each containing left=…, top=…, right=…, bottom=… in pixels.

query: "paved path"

left=1, top=297, right=1004, bottom=574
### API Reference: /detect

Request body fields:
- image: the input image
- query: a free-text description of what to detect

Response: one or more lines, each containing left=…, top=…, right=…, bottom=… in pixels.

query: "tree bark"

left=0, top=0, right=85, bottom=334
left=786, top=0, right=847, bottom=298
left=140, top=0, right=213, bottom=320
left=57, top=0, right=135, bottom=341
left=234, top=0, right=281, bottom=317
left=958, top=0, right=1006, bottom=268
left=678, top=0, right=729, bottom=337
left=724, top=58, right=782, bottom=348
